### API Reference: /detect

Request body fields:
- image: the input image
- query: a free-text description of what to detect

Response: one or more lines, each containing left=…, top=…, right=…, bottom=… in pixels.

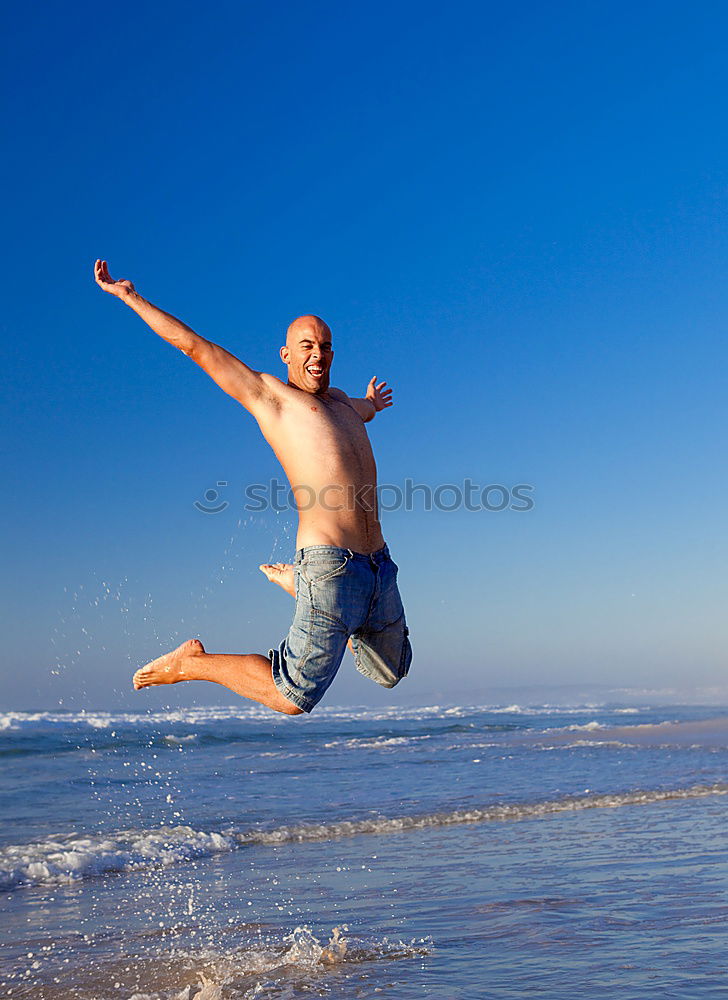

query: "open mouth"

left=306, top=365, right=325, bottom=379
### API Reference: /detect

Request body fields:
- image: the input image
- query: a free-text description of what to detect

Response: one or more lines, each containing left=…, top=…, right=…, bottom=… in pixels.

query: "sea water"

left=1, top=703, right=727, bottom=999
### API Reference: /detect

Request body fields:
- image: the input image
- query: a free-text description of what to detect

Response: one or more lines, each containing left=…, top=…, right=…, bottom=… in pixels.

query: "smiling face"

left=280, top=315, right=334, bottom=394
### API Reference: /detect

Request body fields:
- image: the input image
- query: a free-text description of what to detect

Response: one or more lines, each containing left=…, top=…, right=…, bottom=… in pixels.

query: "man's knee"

left=281, top=701, right=305, bottom=716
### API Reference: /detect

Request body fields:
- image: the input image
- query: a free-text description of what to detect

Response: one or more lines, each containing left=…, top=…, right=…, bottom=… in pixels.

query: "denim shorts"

left=269, top=544, right=412, bottom=713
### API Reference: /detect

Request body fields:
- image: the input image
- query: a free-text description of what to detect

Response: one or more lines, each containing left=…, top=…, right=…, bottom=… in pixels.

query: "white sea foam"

left=445, top=741, right=501, bottom=751
left=538, top=741, right=638, bottom=751
left=0, top=707, right=277, bottom=731
left=0, top=826, right=235, bottom=891
left=3, top=784, right=726, bottom=892
left=322, top=735, right=432, bottom=750
left=233, top=785, right=728, bottom=846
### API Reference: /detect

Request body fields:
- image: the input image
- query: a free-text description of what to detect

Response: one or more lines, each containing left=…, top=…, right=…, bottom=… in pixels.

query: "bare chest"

left=261, top=396, right=373, bottom=467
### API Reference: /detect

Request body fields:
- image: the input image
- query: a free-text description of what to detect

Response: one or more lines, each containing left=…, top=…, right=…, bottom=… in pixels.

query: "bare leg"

left=132, top=639, right=303, bottom=715
left=260, top=563, right=356, bottom=658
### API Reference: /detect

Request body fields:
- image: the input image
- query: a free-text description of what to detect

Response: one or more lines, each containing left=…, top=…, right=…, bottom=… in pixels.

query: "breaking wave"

left=0, top=702, right=659, bottom=733
left=3, top=783, right=726, bottom=892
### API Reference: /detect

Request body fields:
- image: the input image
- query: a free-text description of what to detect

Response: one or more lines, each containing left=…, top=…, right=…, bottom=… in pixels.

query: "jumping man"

left=94, top=260, right=412, bottom=715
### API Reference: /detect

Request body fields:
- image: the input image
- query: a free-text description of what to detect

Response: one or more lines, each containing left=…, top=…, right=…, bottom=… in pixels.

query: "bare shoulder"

left=328, top=386, right=373, bottom=422
left=255, top=374, right=323, bottom=417
left=259, top=372, right=287, bottom=396
left=327, top=386, right=357, bottom=409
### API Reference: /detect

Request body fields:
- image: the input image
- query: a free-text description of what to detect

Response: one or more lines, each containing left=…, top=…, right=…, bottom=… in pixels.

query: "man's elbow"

left=185, top=335, right=210, bottom=362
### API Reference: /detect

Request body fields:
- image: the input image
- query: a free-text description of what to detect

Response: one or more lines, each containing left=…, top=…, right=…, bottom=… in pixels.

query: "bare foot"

left=133, top=639, right=205, bottom=690
left=259, top=562, right=295, bottom=597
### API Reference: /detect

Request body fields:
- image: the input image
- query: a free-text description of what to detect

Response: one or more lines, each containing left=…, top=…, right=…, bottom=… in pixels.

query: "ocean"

left=1, top=702, right=727, bottom=999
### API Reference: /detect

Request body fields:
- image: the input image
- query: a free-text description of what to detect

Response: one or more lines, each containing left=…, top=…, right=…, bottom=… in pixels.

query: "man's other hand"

left=366, top=376, right=393, bottom=412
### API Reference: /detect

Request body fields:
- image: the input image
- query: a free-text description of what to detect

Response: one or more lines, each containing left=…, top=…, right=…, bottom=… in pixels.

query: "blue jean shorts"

left=269, top=544, right=412, bottom=713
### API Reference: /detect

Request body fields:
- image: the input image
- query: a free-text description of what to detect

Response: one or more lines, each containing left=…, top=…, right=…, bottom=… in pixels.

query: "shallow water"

left=2, top=703, right=728, bottom=998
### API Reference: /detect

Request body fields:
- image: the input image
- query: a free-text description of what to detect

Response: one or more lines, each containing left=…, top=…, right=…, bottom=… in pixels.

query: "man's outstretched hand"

left=366, top=376, right=393, bottom=412
left=94, top=259, right=135, bottom=299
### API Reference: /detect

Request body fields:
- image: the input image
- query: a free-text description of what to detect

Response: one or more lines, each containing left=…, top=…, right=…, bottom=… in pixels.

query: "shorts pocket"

left=300, top=553, right=350, bottom=586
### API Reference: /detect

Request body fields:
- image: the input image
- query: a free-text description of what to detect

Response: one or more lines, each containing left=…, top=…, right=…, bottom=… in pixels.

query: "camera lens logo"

left=193, top=482, right=229, bottom=513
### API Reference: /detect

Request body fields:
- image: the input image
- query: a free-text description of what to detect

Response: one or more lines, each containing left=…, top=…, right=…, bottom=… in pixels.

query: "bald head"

left=285, top=314, right=332, bottom=347
left=280, top=315, right=334, bottom=394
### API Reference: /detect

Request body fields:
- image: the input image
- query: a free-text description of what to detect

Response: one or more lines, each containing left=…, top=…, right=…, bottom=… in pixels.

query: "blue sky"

left=3, top=0, right=728, bottom=709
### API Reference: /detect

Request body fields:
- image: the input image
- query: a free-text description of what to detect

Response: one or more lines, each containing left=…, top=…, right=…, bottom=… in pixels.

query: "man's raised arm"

left=93, top=259, right=269, bottom=413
